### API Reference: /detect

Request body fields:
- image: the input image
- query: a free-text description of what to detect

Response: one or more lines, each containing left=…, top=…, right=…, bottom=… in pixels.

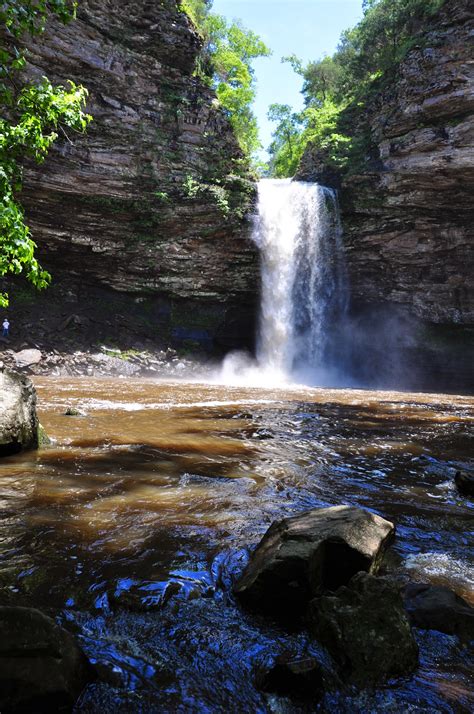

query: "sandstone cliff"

left=13, top=0, right=258, bottom=353
left=299, top=0, right=474, bottom=391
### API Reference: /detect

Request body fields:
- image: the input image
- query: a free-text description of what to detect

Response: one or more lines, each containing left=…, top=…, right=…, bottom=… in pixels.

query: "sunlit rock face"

left=298, top=0, right=474, bottom=391
left=18, top=0, right=258, bottom=352
left=0, top=369, right=38, bottom=455
left=341, top=0, right=473, bottom=327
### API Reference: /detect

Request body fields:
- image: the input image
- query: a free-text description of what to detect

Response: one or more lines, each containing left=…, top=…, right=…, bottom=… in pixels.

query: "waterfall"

left=252, top=178, right=348, bottom=382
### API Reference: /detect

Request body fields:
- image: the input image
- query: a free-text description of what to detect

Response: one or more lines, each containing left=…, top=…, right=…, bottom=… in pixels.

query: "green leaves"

left=0, top=1, right=76, bottom=37
left=182, top=174, right=230, bottom=217
left=180, top=2, right=271, bottom=161
left=266, top=104, right=304, bottom=178
left=206, top=16, right=270, bottom=158
left=0, top=2, right=91, bottom=306
left=268, top=0, right=446, bottom=178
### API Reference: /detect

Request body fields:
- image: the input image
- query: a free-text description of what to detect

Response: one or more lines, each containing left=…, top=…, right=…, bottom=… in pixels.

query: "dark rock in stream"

left=454, top=470, right=474, bottom=498
left=63, top=407, right=86, bottom=417
left=234, top=505, right=394, bottom=618
left=0, top=606, right=94, bottom=712
left=308, top=573, right=419, bottom=686
left=255, top=655, right=325, bottom=701
left=403, top=583, right=474, bottom=640
left=0, top=368, right=39, bottom=456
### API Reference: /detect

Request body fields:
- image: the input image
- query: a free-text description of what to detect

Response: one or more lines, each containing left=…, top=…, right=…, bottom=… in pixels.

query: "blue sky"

left=212, top=0, right=363, bottom=157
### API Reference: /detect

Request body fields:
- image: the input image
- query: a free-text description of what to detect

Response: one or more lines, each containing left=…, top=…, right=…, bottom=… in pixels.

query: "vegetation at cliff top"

left=267, top=0, right=446, bottom=178
left=180, top=0, right=271, bottom=161
left=0, top=0, right=91, bottom=307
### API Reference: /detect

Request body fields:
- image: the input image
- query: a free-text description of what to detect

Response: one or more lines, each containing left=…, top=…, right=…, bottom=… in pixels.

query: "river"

left=0, top=376, right=472, bottom=711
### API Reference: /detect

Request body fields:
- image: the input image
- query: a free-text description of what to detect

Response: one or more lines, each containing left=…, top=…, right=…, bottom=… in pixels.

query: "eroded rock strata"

left=299, top=0, right=474, bottom=392
left=16, top=0, right=258, bottom=352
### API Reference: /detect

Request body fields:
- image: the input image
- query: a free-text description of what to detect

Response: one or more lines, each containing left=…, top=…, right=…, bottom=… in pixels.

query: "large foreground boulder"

left=308, top=572, right=418, bottom=686
left=0, top=606, right=94, bottom=712
left=0, top=368, right=38, bottom=455
left=234, top=505, right=394, bottom=617
left=403, top=582, right=474, bottom=640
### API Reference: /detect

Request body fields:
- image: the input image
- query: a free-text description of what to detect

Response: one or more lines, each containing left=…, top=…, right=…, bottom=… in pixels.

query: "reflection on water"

left=0, top=377, right=473, bottom=711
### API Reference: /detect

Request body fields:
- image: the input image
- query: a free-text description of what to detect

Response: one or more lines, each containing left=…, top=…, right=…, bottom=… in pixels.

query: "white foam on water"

left=69, top=397, right=279, bottom=412
left=405, top=552, right=474, bottom=592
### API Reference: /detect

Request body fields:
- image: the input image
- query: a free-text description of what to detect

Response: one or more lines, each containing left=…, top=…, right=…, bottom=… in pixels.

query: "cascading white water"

left=252, top=178, right=348, bottom=381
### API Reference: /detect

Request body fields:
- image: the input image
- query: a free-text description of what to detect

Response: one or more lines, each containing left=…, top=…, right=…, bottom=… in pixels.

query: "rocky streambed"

left=0, top=376, right=473, bottom=711
left=0, top=344, right=213, bottom=380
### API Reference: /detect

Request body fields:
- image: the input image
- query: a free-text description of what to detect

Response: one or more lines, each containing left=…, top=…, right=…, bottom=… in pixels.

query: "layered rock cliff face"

left=300, top=0, right=474, bottom=391
left=15, top=0, right=258, bottom=353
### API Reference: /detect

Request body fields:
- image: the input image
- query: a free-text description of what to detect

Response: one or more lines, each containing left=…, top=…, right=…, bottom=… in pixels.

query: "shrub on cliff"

left=0, top=1, right=91, bottom=307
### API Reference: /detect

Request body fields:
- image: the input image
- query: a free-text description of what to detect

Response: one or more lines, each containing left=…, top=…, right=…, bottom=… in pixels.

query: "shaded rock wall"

left=342, top=0, right=473, bottom=325
left=14, top=0, right=258, bottom=352
left=299, top=0, right=474, bottom=391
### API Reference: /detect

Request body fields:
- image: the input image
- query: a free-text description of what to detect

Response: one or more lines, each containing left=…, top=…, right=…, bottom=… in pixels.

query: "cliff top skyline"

left=213, top=0, right=363, bottom=157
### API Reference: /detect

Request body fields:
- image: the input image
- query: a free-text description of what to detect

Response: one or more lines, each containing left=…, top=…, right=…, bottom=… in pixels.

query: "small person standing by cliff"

left=2, top=318, right=10, bottom=338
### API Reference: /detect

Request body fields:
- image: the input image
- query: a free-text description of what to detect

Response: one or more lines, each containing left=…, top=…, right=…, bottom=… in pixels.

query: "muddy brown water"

left=1, top=377, right=473, bottom=712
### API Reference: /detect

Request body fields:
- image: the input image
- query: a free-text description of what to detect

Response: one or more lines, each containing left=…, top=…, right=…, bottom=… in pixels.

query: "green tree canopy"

left=1, top=0, right=91, bottom=307
left=181, top=0, right=271, bottom=160
left=266, top=104, right=304, bottom=178
left=268, top=0, right=446, bottom=178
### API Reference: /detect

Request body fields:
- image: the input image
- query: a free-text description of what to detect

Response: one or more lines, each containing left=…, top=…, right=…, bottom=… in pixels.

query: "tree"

left=180, top=2, right=271, bottom=160
left=0, top=1, right=91, bottom=307
left=267, top=0, right=446, bottom=178
left=301, top=57, right=343, bottom=105
left=179, top=0, right=212, bottom=29
left=267, top=104, right=304, bottom=178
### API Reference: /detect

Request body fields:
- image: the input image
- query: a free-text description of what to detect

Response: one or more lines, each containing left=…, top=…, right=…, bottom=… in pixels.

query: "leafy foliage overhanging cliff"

left=267, top=0, right=446, bottom=178
left=0, top=1, right=91, bottom=306
left=1, top=0, right=269, bottom=309
left=180, top=0, right=271, bottom=159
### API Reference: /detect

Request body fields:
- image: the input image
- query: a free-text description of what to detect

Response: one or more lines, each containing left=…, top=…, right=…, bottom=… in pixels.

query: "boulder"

left=403, top=582, right=474, bottom=640
left=455, top=470, right=474, bottom=498
left=63, top=407, right=85, bottom=417
left=13, top=349, right=43, bottom=367
left=0, top=369, right=39, bottom=456
left=255, top=655, right=324, bottom=701
left=308, top=572, right=418, bottom=686
left=234, top=505, right=394, bottom=617
left=0, top=606, right=94, bottom=712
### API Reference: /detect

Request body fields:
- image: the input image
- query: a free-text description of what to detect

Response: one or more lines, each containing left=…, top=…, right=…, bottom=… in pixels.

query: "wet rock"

left=403, top=582, right=474, bottom=640
left=255, top=655, right=324, bottom=701
left=234, top=505, right=394, bottom=617
left=0, top=606, right=94, bottom=712
left=13, top=348, right=42, bottom=367
left=454, top=470, right=474, bottom=498
left=252, top=429, right=273, bottom=440
left=37, top=423, right=52, bottom=446
left=0, top=369, right=38, bottom=455
left=308, top=572, right=418, bottom=686
left=63, top=407, right=85, bottom=417
left=90, top=353, right=141, bottom=376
